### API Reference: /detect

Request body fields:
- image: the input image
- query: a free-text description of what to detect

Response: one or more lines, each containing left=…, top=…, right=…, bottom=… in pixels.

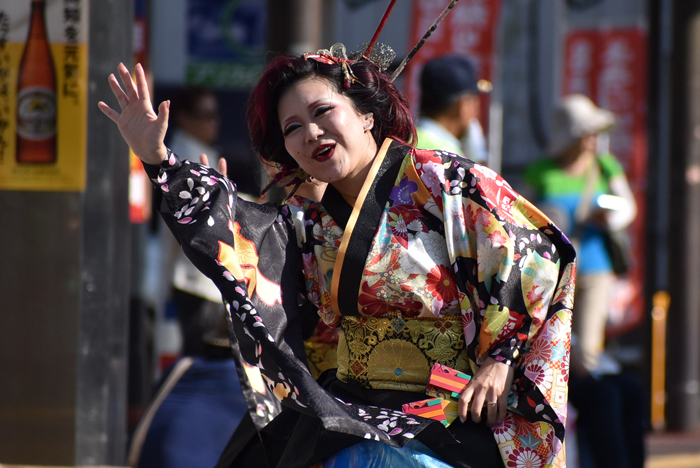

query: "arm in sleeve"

left=599, top=153, right=637, bottom=230
left=143, top=150, right=317, bottom=413
left=436, top=158, right=575, bottom=368
left=606, top=174, right=637, bottom=230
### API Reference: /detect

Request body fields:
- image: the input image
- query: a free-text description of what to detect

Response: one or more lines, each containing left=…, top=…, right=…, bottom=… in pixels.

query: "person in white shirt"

left=416, top=55, right=490, bottom=164
left=165, top=87, right=229, bottom=356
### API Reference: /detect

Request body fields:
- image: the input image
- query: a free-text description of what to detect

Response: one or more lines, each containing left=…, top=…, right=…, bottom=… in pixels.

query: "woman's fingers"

left=97, top=101, right=120, bottom=123
left=218, top=157, right=228, bottom=177
left=199, top=153, right=228, bottom=177
left=458, top=385, right=473, bottom=423
left=470, top=392, right=486, bottom=424
left=459, top=384, right=502, bottom=425
left=496, top=394, right=508, bottom=424
left=107, top=74, right=129, bottom=111
left=99, top=63, right=169, bottom=165
left=108, top=64, right=154, bottom=113
left=459, top=357, right=515, bottom=426
left=156, top=100, right=170, bottom=128
left=485, top=394, right=505, bottom=426
left=118, top=62, right=139, bottom=102
left=484, top=400, right=498, bottom=426
left=135, top=63, right=151, bottom=103
left=470, top=390, right=503, bottom=425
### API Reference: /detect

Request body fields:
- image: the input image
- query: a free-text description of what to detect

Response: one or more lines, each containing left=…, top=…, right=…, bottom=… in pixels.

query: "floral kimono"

left=145, top=139, right=575, bottom=468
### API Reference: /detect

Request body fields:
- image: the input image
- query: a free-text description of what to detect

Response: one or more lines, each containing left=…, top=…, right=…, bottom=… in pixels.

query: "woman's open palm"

left=98, top=63, right=169, bottom=165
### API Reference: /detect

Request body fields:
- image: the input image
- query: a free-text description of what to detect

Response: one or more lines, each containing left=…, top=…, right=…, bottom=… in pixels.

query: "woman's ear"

left=363, top=112, right=374, bottom=131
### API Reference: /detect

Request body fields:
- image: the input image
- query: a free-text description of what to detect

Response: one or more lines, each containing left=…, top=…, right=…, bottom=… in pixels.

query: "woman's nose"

left=305, top=124, right=322, bottom=142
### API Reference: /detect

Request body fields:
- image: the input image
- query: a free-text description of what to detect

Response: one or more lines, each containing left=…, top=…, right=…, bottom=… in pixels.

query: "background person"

left=128, top=314, right=248, bottom=468
left=416, top=54, right=489, bottom=164
left=524, top=94, right=643, bottom=468
left=567, top=341, right=647, bottom=468
left=168, top=87, right=221, bottom=170
left=140, top=87, right=228, bottom=366
left=167, top=88, right=261, bottom=358
left=524, top=94, right=637, bottom=373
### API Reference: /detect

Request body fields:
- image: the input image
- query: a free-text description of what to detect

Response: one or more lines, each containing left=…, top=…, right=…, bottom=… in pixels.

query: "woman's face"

left=278, top=77, right=376, bottom=189
left=178, top=93, right=220, bottom=145
left=580, top=133, right=597, bottom=153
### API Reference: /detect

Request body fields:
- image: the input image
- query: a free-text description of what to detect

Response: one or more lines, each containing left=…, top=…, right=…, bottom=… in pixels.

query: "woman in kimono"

left=99, top=52, right=575, bottom=468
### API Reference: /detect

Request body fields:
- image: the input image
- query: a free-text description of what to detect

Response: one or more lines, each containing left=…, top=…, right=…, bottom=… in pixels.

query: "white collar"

left=417, top=118, right=463, bottom=156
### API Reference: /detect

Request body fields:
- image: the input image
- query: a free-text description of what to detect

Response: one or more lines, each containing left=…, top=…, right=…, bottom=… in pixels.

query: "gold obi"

left=304, top=340, right=338, bottom=380
left=337, top=315, right=471, bottom=392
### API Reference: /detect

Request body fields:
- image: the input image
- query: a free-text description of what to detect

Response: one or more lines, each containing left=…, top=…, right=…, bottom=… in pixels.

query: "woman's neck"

left=330, top=137, right=379, bottom=203
left=558, top=149, right=595, bottom=176
left=331, top=157, right=374, bottom=203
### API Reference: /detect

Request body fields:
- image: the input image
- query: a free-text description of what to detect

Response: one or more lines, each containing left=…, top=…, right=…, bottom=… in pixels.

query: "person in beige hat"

left=546, top=94, right=615, bottom=156
left=525, top=95, right=643, bottom=467
left=526, top=93, right=637, bottom=371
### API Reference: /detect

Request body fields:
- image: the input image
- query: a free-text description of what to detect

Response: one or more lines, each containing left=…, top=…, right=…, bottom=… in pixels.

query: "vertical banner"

left=129, top=0, right=151, bottom=224
left=404, top=0, right=501, bottom=129
left=0, top=0, right=89, bottom=191
left=186, top=0, right=266, bottom=90
left=563, top=28, right=649, bottom=336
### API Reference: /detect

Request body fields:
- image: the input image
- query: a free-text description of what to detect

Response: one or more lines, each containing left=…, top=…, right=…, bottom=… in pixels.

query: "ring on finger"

left=486, top=401, right=497, bottom=406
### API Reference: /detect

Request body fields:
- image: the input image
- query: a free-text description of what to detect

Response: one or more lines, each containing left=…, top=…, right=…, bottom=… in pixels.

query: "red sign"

left=129, top=12, right=152, bottom=224
left=404, top=0, right=501, bottom=128
left=563, top=28, right=649, bottom=336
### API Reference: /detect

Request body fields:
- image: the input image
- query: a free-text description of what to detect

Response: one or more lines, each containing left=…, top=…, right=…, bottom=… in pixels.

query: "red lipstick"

left=312, top=143, right=335, bottom=162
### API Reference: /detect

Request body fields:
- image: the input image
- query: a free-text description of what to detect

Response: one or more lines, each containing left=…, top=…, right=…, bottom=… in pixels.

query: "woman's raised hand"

left=98, top=63, right=169, bottom=165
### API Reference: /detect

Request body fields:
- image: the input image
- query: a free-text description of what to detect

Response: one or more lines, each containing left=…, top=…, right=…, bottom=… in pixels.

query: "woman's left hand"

left=458, top=357, right=514, bottom=426
left=199, top=153, right=228, bottom=177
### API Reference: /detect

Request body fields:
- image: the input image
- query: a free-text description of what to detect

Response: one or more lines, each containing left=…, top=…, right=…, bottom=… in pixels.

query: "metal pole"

left=75, top=0, right=133, bottom=464
left=266, top=0, right=294, bottom=54
left=665, top=0, right=700, bottom=432
left=290, top=0, right=322, bottom=54
left=651, top=292, right=670, bottom=430
left=267, top=0, right=322, bottom=55
left=645, top=0, right=673, bottom=431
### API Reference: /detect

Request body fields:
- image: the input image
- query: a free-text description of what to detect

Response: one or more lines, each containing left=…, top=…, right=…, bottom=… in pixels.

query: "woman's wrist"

left=138, top=144, right=168, bottom=166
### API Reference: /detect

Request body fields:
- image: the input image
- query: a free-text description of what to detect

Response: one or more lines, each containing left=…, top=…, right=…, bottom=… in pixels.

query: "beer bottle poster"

left=0, top=0, right=89, bottom=191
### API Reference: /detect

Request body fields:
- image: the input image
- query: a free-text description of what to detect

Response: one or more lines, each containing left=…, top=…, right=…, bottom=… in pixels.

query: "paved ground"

left=647, top=429, right=700, bottom=468
left=1, top=431, right=699, bottom=468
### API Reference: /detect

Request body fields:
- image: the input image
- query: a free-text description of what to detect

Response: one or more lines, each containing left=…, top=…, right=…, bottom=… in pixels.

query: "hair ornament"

left=304, top=43, right=363, bottom=89
left=304, top=0, right=460, bottom=85
left=260, top=163, right=311, bottom=197
left=349, top=42, right=396, bottom=72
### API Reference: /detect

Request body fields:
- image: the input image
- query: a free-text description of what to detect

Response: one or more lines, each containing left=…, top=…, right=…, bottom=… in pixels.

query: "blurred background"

left=0, top=0, right=698, bottom=466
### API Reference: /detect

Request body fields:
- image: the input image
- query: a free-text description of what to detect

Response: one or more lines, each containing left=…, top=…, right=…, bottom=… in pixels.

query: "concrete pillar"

left=267, top=0, right=322, bottom=55
left=0, top=0, right=132, bottom=465
left=665, top=0, right=700, bottom=431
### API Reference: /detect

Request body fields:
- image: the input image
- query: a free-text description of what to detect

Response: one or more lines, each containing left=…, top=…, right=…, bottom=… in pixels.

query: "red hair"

left=247, top=54, right=416, bottom=170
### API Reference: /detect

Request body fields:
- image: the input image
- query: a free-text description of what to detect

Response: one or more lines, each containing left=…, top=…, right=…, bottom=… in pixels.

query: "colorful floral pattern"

left=146, top=142, right=575, bottom=468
